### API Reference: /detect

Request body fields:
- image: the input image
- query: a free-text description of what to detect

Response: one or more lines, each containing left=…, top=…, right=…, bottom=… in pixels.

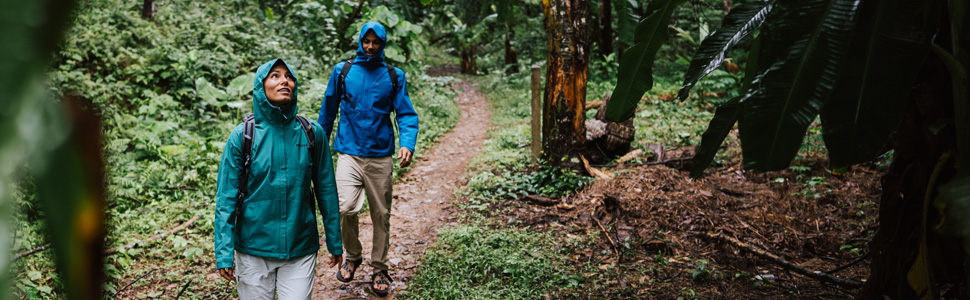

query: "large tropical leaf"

left=691, top=97, right=742, bottom=177
left=820, top=0, right=940, bottom=168
left=690, top=33, right=761, bottom=177
left=945, top=0, right=970, bottom=172
left=937, top=175, right=970, bottom=256
left=678, top=0, right=771, bottom=100
left=736, top=0, right=859, bottom=171
left=613, top=0, right=639, bottom=47
left=605, top=0, right=686, bottom=122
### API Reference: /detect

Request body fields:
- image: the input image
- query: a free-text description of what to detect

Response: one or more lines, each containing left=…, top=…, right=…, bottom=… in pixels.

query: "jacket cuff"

left=216, top=258, right=234, bottom=269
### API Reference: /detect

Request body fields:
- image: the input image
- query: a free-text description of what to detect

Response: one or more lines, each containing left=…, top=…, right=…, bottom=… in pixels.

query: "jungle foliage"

left=11, top=0, right=459, bottom=298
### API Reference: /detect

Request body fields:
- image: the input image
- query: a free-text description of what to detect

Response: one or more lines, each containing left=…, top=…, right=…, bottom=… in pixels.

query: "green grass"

left=405, top=224, right=579, bottom=299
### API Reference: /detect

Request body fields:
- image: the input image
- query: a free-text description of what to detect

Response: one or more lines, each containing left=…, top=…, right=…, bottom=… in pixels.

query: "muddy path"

left=312, top=78, right=491, bottom=299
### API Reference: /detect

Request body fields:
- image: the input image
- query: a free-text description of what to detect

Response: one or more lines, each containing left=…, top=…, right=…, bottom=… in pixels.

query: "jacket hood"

left=355, top=21, right=387, bottom=64
left=253, top=58, right=298, bottom=124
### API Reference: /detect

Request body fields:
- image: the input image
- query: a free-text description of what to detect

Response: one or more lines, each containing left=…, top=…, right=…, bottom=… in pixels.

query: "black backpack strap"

left=295, top=115, right=319, bottom=214
left=295, top=116, right=315, bottom=151
left=338, top=60, right=354, bottom=109
left=385, top=63, right=399, bottom=94
left=235, top=113, right=256, bottom=225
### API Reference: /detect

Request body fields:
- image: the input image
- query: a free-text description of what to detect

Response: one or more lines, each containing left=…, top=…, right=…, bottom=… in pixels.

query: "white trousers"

left=234, top=251, right=316, bottom=300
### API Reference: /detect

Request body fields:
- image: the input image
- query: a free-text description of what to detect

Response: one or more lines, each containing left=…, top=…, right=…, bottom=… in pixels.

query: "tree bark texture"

left=542, top=0, right=590, bottom=166
left=858, top=52, right=962, bottom=299
left=505, top=27, right=520, bottom=74
left=460, top=45, right=477, bottom=74
left=599, top=0, right=613, bottom=57
left=142, top=0, right=153, bottom=20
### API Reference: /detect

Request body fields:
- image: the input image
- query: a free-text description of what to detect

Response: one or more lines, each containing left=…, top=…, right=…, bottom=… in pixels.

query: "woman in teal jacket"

left=214, top=58, right=342, bottom=299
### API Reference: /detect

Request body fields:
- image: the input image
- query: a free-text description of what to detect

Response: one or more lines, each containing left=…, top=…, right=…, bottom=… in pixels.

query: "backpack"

left=234, top=113, right=318, bottom=222
left=336, top=60, right=399, bottom=109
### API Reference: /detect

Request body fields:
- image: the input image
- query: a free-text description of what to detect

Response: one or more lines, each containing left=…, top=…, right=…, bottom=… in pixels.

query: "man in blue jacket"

left=318, top=21, right=419, bottom=297
left=215, top=58, right=343, bottom=299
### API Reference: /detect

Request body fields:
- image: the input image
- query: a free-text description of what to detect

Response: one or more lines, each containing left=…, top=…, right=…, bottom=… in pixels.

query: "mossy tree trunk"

left=542, top=0, right=590, bottom=167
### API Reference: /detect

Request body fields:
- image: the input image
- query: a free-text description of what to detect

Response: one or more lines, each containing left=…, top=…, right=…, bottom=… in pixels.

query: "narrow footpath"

left=312, top=78, right=491, bottom=299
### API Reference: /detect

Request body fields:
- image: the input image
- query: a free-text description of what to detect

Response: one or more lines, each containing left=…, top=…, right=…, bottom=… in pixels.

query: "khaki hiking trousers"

left=336, top=153, right=393, bottom=271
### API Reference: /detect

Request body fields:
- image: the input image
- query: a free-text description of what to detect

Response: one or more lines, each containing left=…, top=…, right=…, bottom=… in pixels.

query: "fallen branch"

left=519, top=195, right=558, bottom=206
left=702, top=231, right=863, bottom=289
left=105, top=215, right=201, bottom=255
left=113, top=268, right=157, bottom=297
left=13, top=243, right=52, bottom=261
left=592, top=212, right=620, bottom=264
left=174, top=279, right=193, bottom=300
left=826, top=252, right=870, bottom=275
left=580, top=154, right=613, bottom=179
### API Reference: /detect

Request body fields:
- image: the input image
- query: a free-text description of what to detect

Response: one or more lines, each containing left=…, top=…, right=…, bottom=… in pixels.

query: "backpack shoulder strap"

left=295, top=115, right=320, bottom=213
left=295, top=116, right=315, bottom=152
left=385, top=63, right=399, bottom=94
left=338, top=60, right=354, bottom=109
left=235, top=113, right=256, bottom=223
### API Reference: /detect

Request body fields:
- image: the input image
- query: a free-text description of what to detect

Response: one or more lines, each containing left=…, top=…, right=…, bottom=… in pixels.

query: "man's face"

left=263, top=64, right=294, bottom=106
left=361, top=30, right=382, bottom=57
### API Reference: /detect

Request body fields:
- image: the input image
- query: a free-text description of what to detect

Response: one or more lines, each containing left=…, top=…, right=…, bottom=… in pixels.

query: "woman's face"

left=263, top=64, right=295, bottom=106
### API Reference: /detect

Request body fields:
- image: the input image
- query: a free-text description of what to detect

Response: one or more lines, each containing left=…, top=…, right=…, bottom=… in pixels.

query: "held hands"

left=397, top=147, right=412, bottom=168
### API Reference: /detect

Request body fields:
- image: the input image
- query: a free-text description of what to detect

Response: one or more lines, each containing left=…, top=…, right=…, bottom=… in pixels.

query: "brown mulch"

left=490, top=147, right=882, bottom=299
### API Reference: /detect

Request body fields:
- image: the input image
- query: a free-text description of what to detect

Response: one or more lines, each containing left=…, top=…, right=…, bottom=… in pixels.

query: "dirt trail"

left=312, top=78, right=490, bottom=299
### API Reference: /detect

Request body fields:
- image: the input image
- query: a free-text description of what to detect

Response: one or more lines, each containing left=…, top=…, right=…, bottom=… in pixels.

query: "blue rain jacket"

left=318, top=21, right=419, bottom=157
left=214, top=59, right=342, bottom=269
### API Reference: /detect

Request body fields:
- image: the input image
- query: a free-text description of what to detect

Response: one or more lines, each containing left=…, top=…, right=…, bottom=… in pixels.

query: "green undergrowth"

left=12, top=0, right=459, bottom=298
left=404, top=72, right=591, bottom=299
left=404, top=63, right=747, bottom=298
left=405, top=224, right=584, bottom=300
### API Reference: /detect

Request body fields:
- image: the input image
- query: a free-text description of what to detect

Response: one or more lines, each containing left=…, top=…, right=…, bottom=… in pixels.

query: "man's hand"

left=328, top=254, right=342, bottom=268
left=397, top=147, right=413, bottom=168
left=218, top=267, right=235, bottom=281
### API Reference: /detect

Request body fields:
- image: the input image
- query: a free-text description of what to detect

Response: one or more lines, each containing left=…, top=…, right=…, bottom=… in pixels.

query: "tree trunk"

left=858, top=49, right=962, bottom=299
left=542, top=0, right=590, bottom=167
left=338, top=0, right=367, bottom=50
left=141, top=0, right=153, bottom=20
left=460, top=45, right=477, bottom=74
left=505, top=27, right=520, bottom=74
left=599, top=0, right=614, bottom=57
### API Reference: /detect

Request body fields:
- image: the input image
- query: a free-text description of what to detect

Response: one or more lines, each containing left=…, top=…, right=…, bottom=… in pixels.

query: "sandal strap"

left=372, top=270, right=393, bottom=283
left=342, top=259, right=363, bottom=271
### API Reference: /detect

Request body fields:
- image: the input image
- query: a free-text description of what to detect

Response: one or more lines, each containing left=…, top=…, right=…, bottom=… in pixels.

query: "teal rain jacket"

left=318, top=21, right=419, bottom=157
left=214, top=59, right=342, bottom=269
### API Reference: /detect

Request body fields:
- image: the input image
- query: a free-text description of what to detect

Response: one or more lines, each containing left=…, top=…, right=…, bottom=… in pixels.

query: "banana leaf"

left=678, top=0, right=771, bottom=100
left=605, top=0, right=686, bottom=122
left=690, top=97, right=742, bottom=177
left=614, top=0, right=639, bottom=47
left=736, top=0, right=859, bottom=171
left=690, top=33, right=761, bottom=177
left=820, top=0, right=940, bottom=168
